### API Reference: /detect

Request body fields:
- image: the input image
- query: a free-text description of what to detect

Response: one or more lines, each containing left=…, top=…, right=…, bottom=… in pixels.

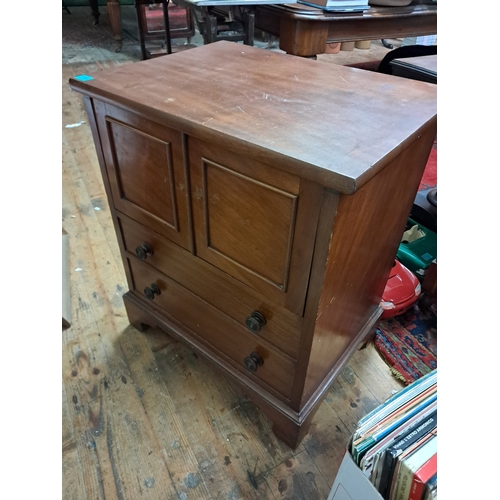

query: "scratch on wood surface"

left=88, top=435, right=106, bottom=500
left=106, top=420, right=125, bottom=500
left=237, top=106, right=247, bottom=114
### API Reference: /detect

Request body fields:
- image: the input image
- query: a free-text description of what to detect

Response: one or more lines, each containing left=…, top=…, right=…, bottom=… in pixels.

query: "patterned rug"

left=374, top=305, right=437, bottom=385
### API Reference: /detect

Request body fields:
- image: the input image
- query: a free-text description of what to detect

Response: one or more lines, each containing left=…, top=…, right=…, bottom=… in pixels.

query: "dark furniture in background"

left=390, top=54, right=437, bottom=83
left=87, top=0, right=123, bottom=51
left=135, top=0, right=195, bottom=59
left=188, top=5, right=255, bottom=46
left=254, top=3, right=437, bottom=57
left=69, top=41, right=437, bottom=448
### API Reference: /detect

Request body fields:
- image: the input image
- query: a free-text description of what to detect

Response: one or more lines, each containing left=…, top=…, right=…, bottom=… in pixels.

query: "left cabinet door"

left=94, top=101, right=191, bottom=251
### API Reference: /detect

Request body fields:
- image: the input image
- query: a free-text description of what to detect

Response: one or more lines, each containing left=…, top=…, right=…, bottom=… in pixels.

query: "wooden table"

left=254, top=2, right=437, bottom=57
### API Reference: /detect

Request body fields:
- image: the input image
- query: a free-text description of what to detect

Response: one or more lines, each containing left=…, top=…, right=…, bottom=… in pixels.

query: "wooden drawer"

left=126, top=256, right=296, bottom=400
left=118, top=213, right=303, bottom=359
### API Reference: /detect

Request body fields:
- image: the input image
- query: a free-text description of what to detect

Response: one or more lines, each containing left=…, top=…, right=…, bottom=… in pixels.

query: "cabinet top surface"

left=392, top=54, right=437, bottom=75
left=70, top=41, right=437, bottom=193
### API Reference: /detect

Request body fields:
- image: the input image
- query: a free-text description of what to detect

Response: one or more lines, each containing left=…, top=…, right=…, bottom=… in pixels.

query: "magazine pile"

left=331, top=369, right=437, bottom=500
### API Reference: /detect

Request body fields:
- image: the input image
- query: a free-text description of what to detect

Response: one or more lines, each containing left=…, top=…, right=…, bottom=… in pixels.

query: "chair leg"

left=162, top=0, right=173, bottom=54
left=243, top=11, right=255, bottom=46
left=135, top=2, right=148, bottom=60
left=89, top=0, right=100, bottom=25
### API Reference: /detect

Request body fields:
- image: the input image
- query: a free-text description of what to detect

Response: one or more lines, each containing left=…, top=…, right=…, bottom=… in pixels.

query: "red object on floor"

left=419, top=137, right=437, bottom=191
left=380, top=260, right=421, bottom=319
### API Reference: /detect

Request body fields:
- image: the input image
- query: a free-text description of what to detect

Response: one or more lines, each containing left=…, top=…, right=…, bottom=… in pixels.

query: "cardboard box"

left=327, top=451, right=384, bottom=500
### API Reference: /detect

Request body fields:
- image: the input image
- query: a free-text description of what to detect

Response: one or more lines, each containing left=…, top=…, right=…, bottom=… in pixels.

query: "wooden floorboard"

left=62, top=50, right=404, bottom=499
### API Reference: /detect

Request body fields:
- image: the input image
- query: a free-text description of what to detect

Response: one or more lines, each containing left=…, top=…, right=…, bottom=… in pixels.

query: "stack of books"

left=340, top=369, right=437, bottom=500
left=297, top=0, right=370, bottom=12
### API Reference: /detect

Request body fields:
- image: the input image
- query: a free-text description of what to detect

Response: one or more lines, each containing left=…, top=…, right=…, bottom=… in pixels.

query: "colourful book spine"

left=377, top=410, right=437, bottom=498
left=391, top=436, right=437, bottom=500
left=408, top=453, right=437, bottom=500
left=353, top=392, right=437, bottom=464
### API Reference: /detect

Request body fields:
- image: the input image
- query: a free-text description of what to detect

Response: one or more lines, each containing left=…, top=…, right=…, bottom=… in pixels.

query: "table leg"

left=243, top=11, right=255, bottom=46
left=205, top=11, right=218, bottom=44
left=107, top=0, right=122, bottom=53
left=279, top=18, right=328, bottom=58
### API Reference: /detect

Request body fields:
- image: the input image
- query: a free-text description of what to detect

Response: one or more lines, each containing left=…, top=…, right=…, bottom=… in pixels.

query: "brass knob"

left=135, top=242, right=153, bottom=261
left=245, top=311, right=266, bottom=334
left=244, top=352, right=263, bottom=373
left=143, top=283, right=161, bottom=300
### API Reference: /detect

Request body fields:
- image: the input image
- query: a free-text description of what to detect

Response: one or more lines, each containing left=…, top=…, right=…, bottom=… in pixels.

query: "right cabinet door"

left=188, top=137, right=322, bottom=316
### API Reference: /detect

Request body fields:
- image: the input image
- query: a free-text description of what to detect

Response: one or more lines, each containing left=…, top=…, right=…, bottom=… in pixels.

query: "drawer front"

left=118, top=213, right=302, bottom=359
left=188, top=137, right=323, bottom=316
left=127, top=257, right=296, bottom=400
left=94, top=101, right=191, bottom=250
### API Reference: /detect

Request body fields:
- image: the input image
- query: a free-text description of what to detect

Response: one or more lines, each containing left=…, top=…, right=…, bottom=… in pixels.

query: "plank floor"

left=62, top=24, right=404, bottom=499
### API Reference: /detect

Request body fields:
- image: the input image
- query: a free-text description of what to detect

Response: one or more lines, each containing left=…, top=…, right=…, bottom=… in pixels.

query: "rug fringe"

left=389, top=366, right=408, bottom=384
left=373, top=341, right=410, bottom=384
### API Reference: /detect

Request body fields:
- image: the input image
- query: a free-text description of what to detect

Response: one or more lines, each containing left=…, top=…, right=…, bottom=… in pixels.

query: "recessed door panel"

left=94, top=102, right=190, bottom=250
left=203, top=160, right=297, bottom=290
left=189, top=137, right=322, bottom=315
left=110, top=120, right=178, bottom=228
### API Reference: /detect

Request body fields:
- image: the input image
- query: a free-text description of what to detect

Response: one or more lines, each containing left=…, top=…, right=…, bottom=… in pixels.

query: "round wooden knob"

left=135, top=242, right=153, bottom=261
left=143, top=283, right=161, bottom=300
left=245, top=311, right=266, bottom=334
left=244, top=352, right=263, bottom=373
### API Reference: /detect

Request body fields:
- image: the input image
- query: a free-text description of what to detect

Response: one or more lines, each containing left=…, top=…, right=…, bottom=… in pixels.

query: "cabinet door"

left=189, top=137, right=322, bottom=316
left=94, top=101, right=190, bottom=250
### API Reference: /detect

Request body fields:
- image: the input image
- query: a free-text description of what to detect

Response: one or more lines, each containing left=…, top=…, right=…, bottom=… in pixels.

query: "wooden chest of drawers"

left=69, top=41, right=437, bottom=448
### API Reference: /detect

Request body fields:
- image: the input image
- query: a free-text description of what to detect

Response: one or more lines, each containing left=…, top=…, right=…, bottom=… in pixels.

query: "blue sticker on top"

left=73, top=74, right=94, bottom=81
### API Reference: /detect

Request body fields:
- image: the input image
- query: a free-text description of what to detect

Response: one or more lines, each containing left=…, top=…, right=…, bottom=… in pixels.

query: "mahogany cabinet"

left=69, top=41, right=437, bottom=448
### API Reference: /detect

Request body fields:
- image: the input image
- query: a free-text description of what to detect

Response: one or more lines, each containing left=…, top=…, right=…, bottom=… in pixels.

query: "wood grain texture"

left=69, top=41, right=437, bottom=194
